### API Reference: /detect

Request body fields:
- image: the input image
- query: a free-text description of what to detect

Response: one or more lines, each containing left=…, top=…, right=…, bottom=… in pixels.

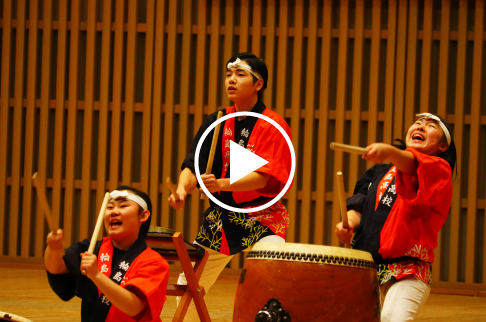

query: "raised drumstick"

left=166, top=177, right=180, bottom=201
left=336, top=172, right=351, bottom=249
left=81, top=192, right=110, bottom=276
left=201, top=111, right=224, bottom=200
left=330, top=142, right=367, bottom=155
left=32, top=173, right=57, bottom=235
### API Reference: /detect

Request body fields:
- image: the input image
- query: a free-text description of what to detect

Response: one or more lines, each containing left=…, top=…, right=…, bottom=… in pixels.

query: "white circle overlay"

left=195, top=111, right=296, bottom=213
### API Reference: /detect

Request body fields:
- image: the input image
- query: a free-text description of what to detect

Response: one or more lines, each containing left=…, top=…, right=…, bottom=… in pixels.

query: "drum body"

left=233, top=243, right=380, bottom=322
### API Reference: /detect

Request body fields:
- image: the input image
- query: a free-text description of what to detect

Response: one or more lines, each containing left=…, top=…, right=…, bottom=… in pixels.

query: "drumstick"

left=166, top=177, right=180, bottom=201
left=0, top=311, right=33, bottom=322
left=336, top=172, right=351, bottom=249
left=201, top=110, right=224, bottom=200
left=330, top=142, right=367, bottom=155
left=81, top=192, right=110, bottom=276
left=32, top=172, right=57, bottom=234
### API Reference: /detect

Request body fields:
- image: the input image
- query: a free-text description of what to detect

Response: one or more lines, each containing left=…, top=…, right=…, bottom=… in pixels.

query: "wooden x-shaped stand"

left=146, top=227, right=211, bottom=322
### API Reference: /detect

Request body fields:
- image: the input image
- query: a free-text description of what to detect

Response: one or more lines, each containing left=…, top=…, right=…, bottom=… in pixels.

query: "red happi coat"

left=220, top=104, right=292, bottom=204
left=98, top=238, right=170, bottom=322
left=184, top=101, right=293, bottom=255
left=378, top=148, right=453, bottom=262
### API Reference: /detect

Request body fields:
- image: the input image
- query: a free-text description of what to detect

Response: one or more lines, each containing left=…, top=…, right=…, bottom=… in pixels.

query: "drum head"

left=147, top=226, right=175, bottom=236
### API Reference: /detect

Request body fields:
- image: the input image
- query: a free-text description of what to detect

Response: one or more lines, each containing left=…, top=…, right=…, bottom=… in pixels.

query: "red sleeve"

left=396, top=148, right=452, bottom=207
left=124, top=249, right=170, bottom=321
left=253, top=111, right=293, bottom=197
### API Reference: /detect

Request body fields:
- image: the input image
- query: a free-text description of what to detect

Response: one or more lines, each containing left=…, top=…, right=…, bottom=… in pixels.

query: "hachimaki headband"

left=416, top=113, right=451, bottom=146
left=109, top=190, right=148, bottom=211
left=227, top=57, right=262, bottom=80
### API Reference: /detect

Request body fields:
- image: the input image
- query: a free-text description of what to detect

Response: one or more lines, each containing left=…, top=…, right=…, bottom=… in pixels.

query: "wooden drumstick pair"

left=32, top=172, right=110, bottom=276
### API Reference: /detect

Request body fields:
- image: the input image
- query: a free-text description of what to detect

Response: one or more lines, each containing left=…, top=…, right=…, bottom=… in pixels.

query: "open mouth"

left=228, top=86, right=236, bottom=91
left=412, top=133, right=425, bottom=141
left=110, top=220, right=122, bottom=228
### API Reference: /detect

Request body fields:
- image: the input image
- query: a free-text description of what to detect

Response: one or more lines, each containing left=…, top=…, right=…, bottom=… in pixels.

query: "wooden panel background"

left=0, top=0, right=485, bottom=291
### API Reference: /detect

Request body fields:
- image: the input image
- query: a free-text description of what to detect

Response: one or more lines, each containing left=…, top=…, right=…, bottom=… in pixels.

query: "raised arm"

left=45, top=229, right=68, bottom=274
left=363, top=143, right=417, bottom=175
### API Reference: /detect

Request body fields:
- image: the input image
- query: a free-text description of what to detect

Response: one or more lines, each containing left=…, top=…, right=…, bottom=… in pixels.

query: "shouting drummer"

left=168, top=52, right=292, bottom=321
left=335, top=113, right=457, bottom=321
left=45, top=187, right=170, bottom=321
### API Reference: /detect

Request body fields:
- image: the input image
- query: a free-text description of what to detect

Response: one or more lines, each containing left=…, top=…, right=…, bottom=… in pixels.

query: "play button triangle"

left=229, top=140, right=269, bottom=185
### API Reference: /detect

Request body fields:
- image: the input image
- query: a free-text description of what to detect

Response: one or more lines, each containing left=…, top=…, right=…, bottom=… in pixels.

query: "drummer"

left=168, top=52, right=292, bottom=321
left=335, top=113, right=457, bottom=321
left=45, top=186, right=170, bottom=322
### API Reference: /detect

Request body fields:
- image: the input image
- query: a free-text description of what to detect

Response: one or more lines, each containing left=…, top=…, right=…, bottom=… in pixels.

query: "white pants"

left=177, top=235, right=285, bottom=321
left=380, top=278, right=431, bottom=322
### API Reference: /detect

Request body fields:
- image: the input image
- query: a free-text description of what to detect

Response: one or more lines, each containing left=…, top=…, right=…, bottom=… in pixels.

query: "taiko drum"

left=233, top=242, right=380, bottom=322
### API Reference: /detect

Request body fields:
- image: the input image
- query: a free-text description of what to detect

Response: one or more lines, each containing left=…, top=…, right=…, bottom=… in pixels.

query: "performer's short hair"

left=114, top=186, right=152, bottom=238
left=226, top=52, right=268, bottom=100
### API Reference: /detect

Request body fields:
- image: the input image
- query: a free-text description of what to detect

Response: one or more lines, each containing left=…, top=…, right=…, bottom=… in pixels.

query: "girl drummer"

left=168, top=52, right=292, bottom=321
left=335, top=113, right=457, bottom=321
left=45, top=186, right=170, bottom=322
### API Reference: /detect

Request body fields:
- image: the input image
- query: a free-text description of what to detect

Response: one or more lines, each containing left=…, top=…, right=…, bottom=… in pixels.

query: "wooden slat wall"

left=10, top=0, right=26, bottom=257
left=315, top=0, right=333, bottom=246
left=301, top=0, right=318, bottom=246
left=150, top=0, right=166, bottom=228
left=0, top=0, right=12, bottom=256
left=467, top=0, right=484, bottom=285
left=96, top=0, right=112, bottom=229
left=23, top=0, right=39, bottom=257
left=52, top=0, right=67, bottom=245
left=333, top=0, right=350, bottom=247
left=450, top=0, right=468, bottom=284
left=36, top=0, right=54, bottom=257
left=1, top=0, right=486, bottom=291
left=64, top=0, right=80, bottom=246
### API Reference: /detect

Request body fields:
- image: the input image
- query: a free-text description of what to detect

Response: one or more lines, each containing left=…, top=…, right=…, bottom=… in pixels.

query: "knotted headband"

left=227, top=57, right=262, bottom=80
left=416, top=113, right=451, bottom=145
left=109, top=190, right=148, bottom=211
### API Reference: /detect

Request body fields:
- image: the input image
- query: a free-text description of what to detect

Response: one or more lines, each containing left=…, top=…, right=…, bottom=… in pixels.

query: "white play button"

left=229, top=140, right=269, bottom=185
left=195, top=111, right=295, bottom=213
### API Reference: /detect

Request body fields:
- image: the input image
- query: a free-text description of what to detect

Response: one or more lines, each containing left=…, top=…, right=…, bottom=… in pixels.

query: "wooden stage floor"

left=1, top=265, right=485, bottom=321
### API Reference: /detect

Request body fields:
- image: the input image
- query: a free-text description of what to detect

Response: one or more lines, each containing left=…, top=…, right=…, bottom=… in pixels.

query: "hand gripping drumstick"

left=330, top=142, right=367, bottom=155
left=166, top=177, right=180, bottom=201
left=81, top=192, right=110, bottom=276
left=336, top=172, right=351, bottom=249
left=200, top=111, right=224, bottom=200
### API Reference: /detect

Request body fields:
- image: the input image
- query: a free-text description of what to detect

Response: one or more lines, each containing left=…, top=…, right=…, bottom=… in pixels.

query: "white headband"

left=416, top=113, right=451, bottom=146
left=227, top=57, right=262, bottom=80
left=109, top=190, right=148, bottom=211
